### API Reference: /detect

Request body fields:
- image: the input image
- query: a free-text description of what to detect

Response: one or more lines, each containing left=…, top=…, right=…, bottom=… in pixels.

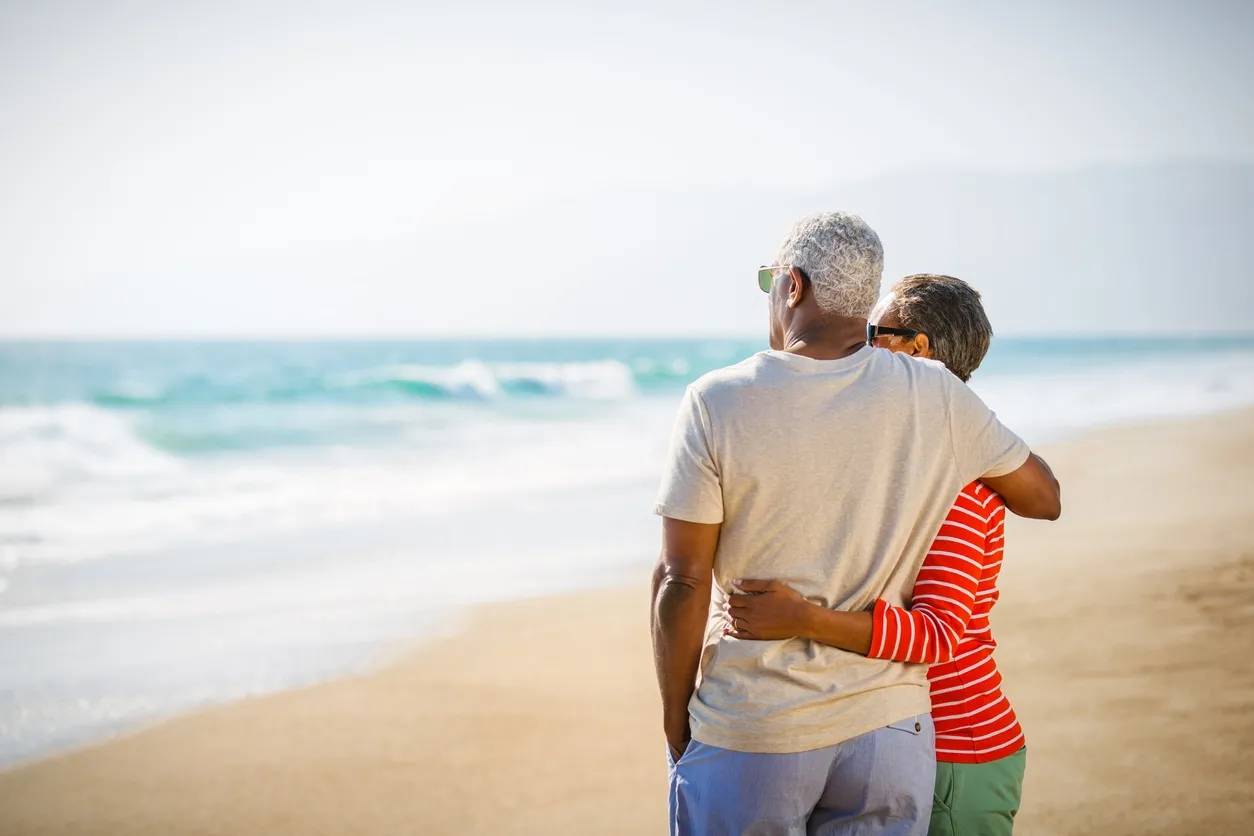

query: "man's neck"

left=780, top=315, right=868, bottom=361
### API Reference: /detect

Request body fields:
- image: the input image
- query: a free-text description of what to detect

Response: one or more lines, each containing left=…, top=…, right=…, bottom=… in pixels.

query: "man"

left=651, top=212, right=1060, bottom=835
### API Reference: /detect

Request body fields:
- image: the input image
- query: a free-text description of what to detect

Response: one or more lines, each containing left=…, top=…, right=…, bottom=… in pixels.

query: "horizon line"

left=4, top=331, right=1254, bottom=343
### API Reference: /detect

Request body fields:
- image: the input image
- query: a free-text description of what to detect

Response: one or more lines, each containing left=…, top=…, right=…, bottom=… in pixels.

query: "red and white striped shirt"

left=869, top=481, right=1024, bottom=764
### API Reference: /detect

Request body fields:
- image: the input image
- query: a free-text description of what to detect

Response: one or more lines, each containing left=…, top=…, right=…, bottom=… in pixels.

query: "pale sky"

left=3, top=0, right=1253, bottom=337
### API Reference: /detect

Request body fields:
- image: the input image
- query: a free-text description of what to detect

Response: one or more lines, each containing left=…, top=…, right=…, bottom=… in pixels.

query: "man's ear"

left=785, top=266, right=806, bottom=309
left=912, top=332, right=931, bottom=359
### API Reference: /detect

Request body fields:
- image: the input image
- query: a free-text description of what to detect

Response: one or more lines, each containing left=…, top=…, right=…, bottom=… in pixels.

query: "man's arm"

left=982, top=452, right=1060, bottom=521
left=947, top=377, right=1061, bottom=521
left=651, top=517, right=719, bottom=761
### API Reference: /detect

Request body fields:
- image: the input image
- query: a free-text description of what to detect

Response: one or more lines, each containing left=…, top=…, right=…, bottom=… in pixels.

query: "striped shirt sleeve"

left=868, top=484, right=990, bottom=664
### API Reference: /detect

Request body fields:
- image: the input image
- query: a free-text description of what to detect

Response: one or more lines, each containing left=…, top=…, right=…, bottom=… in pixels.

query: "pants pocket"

left=930, top=761, right=957, bottom=836
left=886, top=713, right=933, bottom=736
left=666, top=739, right=697, bottom=770
left=932, top=761, right=955, bottom=811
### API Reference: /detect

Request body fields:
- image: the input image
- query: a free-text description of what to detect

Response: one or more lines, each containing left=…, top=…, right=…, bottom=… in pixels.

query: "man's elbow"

left=1036, top=455, right=1062, bottom=520
left=656, top=568, right=707, bottom=595
left=1016, top=481, right=1061, bottom=521
left=652, top=555, right=708, bottom=598
left=990, top=453, right=1062, bottom=521
left=651, top=555, right=668, bottom=597
left=1039, top=471, right=1062, bottom=520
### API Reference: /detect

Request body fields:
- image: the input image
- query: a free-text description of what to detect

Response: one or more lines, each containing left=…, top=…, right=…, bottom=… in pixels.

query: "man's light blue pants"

left=667, top=714, right=936, bottom=836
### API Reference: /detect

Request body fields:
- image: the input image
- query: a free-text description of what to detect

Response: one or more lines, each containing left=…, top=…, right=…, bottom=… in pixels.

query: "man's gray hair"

left=774, top=212, right=884, bottom=318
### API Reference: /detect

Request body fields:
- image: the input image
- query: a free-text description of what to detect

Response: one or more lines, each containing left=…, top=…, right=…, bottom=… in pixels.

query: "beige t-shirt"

left=653, top=346, right=1029, bottom=754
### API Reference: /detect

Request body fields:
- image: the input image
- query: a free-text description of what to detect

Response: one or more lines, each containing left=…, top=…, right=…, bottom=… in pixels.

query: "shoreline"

left=2, top=408, right=1253, bottom=834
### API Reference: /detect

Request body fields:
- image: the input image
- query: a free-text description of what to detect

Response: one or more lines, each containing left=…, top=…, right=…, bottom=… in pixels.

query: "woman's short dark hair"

left=887, top=274, right=992, bottom=382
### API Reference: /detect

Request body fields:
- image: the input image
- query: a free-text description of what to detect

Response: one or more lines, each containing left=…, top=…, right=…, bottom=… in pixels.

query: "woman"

left=725, top=274, right=1029, bottom=836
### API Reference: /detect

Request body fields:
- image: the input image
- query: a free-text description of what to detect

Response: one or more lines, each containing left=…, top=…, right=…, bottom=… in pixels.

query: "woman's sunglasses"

left=866, top=324, right=920, bottom=346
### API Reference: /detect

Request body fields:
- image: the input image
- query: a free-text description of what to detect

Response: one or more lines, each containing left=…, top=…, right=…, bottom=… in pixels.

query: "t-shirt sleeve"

left=948, top=377, right=1030, bottom=484
left=652, top=385, right=724, bottom=524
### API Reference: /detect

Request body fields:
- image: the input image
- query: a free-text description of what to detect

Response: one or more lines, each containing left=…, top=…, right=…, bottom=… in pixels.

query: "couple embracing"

left=650, top=212, right=1061, bottom=835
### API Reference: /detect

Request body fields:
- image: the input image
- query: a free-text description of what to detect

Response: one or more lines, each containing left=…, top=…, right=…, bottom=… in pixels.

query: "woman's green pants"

left=929, top=747, right=1027, bottom=836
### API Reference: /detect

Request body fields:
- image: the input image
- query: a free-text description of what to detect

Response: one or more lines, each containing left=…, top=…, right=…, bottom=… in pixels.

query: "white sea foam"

left=0, top=398, right=674, bottom=567
left=0, top=538, right=646, bottom=629
left=0, top=405, right=181, bottom=502
left=327, top=359, right=637, bottom=401
left=493, top=360, right=637, bottom=399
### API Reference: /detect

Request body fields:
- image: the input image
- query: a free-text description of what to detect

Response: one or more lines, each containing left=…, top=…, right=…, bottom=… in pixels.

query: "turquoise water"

left=5, top=335, right=1252, bottom=406
left=2, top=336, right=1254, bottom=765
left=4, top=336, right=1253, bottom=456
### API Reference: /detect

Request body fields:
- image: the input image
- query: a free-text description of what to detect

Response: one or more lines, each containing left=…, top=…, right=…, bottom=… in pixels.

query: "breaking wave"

left=90, top=360, right=641, bottom=408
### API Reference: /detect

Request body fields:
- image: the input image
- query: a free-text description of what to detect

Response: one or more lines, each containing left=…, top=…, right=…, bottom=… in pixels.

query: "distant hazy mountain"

left=826, top=163, right=1254, bottom=336
left=356, top=161, right=1252, bottom=337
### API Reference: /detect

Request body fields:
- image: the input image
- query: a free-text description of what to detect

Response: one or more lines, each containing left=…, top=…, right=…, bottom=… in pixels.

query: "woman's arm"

left=725, top=485, right=993, bottom=664
left=723, top=580, right=876, bottom=653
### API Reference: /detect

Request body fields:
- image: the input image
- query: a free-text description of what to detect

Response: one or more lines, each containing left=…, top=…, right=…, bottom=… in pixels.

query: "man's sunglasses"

left=866, top=324, right=919, bottom=345
left=758, top=265, right=806, bottom=293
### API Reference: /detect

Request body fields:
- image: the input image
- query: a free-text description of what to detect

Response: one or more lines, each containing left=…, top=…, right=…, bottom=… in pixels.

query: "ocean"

left=3, top=336, right=1254, bottom=766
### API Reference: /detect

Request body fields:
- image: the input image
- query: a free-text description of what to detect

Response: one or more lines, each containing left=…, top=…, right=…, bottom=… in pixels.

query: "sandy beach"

left=2, top=408, right=1252, bottom=836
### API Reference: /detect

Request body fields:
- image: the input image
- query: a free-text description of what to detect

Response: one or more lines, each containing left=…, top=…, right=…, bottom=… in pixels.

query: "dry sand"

left=2, top=409, right=1253, bottom=835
